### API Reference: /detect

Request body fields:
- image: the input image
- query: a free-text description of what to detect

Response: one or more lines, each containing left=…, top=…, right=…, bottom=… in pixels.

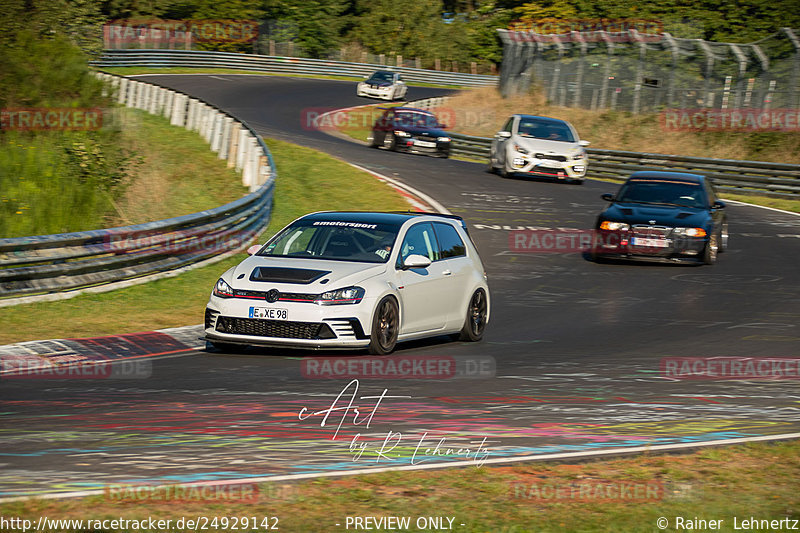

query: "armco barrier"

left=0, top=74, right=276, bottom=301
left=410, top=97, right=800, bottom=197
left=90, top=49, right=498, bottom=88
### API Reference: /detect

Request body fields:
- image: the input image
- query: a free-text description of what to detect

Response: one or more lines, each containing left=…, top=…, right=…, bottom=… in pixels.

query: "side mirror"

left=497, top=131, right=512, bottom=139
left=579, top=140, right=591, bottom=147
left=601, top=193, right=614, bottom=202
left=439, top=123, right=449, bottom=129
left=403, top=254, right=432, bottom=269
left=712, top=200, right=726, bottom=209
left=247, top=244, right=261, bottom=255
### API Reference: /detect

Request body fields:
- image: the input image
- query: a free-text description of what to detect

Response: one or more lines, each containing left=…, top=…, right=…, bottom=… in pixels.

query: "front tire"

left=719, top=221, right=729, bottom=252
left=486, top=155, right=497, bottom=174
left=458, top=289, right=488, bottom=342
left=703, top=232, right=719, bottom=265
left=368, top=297, right=399, bottom=355
left=383, top=132, right=397, bottom=151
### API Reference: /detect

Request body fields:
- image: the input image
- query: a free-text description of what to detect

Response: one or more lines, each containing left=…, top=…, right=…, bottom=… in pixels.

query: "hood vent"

left=250, top=267, right=331, bottom=284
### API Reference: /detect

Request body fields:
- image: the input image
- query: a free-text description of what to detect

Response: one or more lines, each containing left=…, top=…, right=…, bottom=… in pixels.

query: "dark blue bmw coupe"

left=592, top=171, right=729, bottom=264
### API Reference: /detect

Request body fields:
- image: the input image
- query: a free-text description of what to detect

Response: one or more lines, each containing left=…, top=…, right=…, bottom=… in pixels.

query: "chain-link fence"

left=498, top=28, right=800, bottom=113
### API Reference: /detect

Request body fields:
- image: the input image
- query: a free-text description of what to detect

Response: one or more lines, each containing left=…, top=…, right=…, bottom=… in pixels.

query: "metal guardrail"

left=410, top=97, right=800, bottom=197
left=0, top=74, right=276, bottom=300
left=91, top=49, right=499, bottom=88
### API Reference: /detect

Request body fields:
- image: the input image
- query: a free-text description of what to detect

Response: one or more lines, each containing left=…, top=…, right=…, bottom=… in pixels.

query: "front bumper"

left=508, top=155, right=587, bottom=179
left=358, top=84, right=394, bottom=99
left=594, top=228, right=707, bottom=262
left=395, top=136, right=450, bottom=156
left=204, top=296, right=373, bottom=349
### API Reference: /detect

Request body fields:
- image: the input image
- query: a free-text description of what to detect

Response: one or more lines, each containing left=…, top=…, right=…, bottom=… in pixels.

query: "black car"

left=592, top=171, right=729, bottom=264
left=369, top=107, right=451, bottom=158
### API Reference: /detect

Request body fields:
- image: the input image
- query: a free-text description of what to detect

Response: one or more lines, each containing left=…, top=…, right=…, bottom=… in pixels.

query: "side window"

left=398, top=223, right=440, bottom=266
left=434, top=222, right=466, bottom=259
left=502, top=117, right=514, bottom=133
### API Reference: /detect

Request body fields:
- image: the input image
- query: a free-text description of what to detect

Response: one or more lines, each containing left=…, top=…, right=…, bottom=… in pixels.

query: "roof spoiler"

left=390, top=211, right=470, bottom=235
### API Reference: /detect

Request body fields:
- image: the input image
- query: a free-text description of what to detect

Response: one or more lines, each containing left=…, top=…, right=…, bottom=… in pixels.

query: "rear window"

left=434, top=222, right=466, bottom=259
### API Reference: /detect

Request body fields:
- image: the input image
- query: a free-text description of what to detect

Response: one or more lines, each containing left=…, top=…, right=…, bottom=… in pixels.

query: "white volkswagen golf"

left=205, top=212, right=490, bottom=354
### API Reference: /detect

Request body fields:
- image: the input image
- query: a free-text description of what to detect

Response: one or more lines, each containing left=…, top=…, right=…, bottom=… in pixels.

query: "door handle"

left=442, top=270, right=452, bottom=276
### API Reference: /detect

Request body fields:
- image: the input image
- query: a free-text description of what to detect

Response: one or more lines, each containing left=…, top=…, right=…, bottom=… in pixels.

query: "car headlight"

left=599, top=221, right=630, bottom=231
left=213, top=278, right=234, bottom=298
left=513, top=143, right=529, bottom=155
left=437, top=137, right=451, bottom=142
left=394, top=130, right=411, bottom=137
left=315, top=286, right=365, bottom=305
left=673, top=227, right=707, bottom=237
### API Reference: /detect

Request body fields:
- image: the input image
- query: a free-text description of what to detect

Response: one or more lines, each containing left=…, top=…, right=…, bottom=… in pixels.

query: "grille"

left=232, top=289, right=316, bottom=302
left=216, top=316, right=335, bottom=340
left=205, top=308, right=219, bottom=329
left=326, top=319, right=357, bottom=339
left=535, top=153, right=568, bottom=162
left=631, top=225, right=671, bottom=238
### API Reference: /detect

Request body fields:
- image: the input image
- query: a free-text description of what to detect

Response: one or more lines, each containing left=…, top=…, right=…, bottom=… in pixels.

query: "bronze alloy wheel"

left=369, top=297, right=399, bottom=355
left=459, top=289, right=488, bottom=341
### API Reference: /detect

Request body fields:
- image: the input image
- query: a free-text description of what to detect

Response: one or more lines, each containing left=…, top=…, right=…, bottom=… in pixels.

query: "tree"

left=260, top=0, right=351, bottom=58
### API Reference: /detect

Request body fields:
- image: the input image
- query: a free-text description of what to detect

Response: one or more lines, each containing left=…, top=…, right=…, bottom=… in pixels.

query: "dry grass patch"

left=443, top=86, right=800, bottom=163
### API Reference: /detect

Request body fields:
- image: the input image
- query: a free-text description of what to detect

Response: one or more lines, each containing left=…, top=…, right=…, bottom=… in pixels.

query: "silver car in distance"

left=489, top=114, right=589, bottom=184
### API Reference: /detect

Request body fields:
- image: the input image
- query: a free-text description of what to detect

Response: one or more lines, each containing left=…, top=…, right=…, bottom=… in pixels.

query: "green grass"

left=111, top=108, right=247, bottom=224
left=718, top=192, right=800, bottom=214
left=0, top=137, right=411, bottom=344
left=0, top=131, right=128, bottom=237
left=2, top=439, right=798, bottom=532
left=0, top=108, right=248, bottom=236
left=97, top=67, right=470, bottom=89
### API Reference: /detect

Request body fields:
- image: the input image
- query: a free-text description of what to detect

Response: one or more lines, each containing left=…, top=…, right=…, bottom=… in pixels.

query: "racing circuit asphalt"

left=1, top=75, right=799, bottom=499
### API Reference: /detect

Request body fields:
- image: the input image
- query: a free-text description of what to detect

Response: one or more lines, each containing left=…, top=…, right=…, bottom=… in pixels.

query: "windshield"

left=259, top=220, right=401, bottom=263
left=517, top=119, right=576, bottom=142
left=367, top=71, right=394, bottom=83
left=393, top=111, right=439, bottom=129
left=617, top=179, right=707, bottom=208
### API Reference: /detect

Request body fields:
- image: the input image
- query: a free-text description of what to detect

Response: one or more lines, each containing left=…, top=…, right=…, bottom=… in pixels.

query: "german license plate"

left=249, top=307, right=288, bottom=320
left=414, top=140, right=436, bottom=148
left=631, top=237, right=668, bottom=248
